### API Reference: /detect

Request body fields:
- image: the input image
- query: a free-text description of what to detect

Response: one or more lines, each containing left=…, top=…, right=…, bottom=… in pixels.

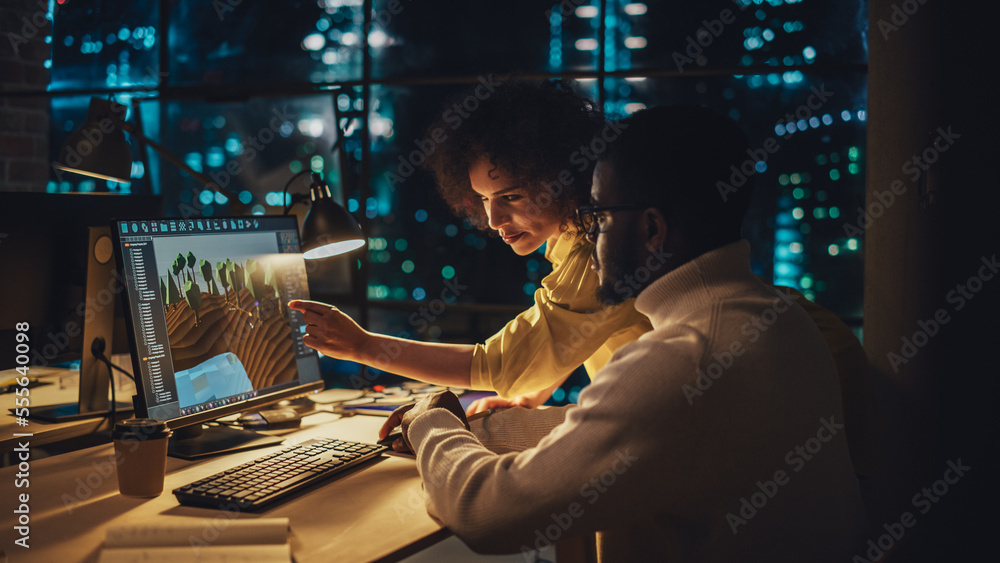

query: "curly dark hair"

left=422, top=79, right=604, bottom=232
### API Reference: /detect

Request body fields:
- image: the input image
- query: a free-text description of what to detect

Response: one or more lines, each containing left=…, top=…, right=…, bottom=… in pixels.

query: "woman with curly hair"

left=290, top=79, right=651, bottom=411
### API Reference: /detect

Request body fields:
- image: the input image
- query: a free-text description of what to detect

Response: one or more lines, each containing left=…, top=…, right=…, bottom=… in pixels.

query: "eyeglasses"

left=577, top=203, right=650, bottom=236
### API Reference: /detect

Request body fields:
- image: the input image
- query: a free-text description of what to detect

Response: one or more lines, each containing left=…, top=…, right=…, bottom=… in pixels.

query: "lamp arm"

left=121, top=123, right=240, bottom=200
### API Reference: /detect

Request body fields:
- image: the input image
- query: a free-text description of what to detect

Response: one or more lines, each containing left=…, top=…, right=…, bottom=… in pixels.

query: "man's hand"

left=288, top=300, right=369, bottom=363
left=379, top=391, right=470, bottom=452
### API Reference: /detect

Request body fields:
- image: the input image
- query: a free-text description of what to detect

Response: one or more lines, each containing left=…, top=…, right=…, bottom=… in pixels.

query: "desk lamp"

left=299, top=172, right=366, bottom=259
left=55, top=97, right=234, bottom=199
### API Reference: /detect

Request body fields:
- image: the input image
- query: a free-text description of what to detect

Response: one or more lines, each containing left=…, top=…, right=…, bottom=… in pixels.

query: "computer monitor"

left=111, top=215, right=324, bottom=459
left=0, top=192, right=162, bottom=419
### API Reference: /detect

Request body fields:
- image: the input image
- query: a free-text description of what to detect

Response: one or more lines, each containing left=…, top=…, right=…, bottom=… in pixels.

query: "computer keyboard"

left=173, top=437, right=388, bottom=510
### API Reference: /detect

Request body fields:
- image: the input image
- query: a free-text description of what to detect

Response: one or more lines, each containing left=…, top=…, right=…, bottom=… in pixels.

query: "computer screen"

left=112, top=215, right=323, bottom=455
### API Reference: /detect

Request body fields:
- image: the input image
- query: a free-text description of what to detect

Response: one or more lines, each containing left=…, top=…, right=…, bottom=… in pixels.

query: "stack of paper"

left=98, top=517, right=290, bottom=562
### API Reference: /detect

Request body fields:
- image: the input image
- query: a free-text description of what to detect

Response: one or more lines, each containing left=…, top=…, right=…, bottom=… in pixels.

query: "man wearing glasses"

left=382, top=105, right=866, bottom=560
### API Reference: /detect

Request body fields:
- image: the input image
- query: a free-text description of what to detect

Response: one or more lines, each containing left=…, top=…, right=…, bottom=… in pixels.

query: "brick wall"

left=0, top=0, right=51, bottom=192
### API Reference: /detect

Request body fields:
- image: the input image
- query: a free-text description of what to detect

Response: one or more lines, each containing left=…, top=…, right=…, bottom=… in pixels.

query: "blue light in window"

left=841, top=110, right=852, bottom=121
left=755, top=161, right=767, bottom=173
left=348, top=198, right=358, bottom=212
left=523, top=283, right=536, bottom=296
left=206, top=147, right=225, bottom=168
left=415, top=209, right=428, bottom=222
left=445, top=224, right=458, bottom=237
left=775, top=228, right=799, bottom=243
left=214, top=192, right=228, bottom=205
left=803, top=46, right=816, bottom=60
left=774, top=262, right=802, bottom=278
left=412, top=288, right=426, bottom=300
left=202, top=204, right=214, bottom=216
left=821, top=114, right=833, bottom=125
left=118, top=28, right=130, bottom=41
left=199, top=190, right=214, bottom=205
left=239, top=190, right=252, bottom=204
left=184, top=152, right=203, bottom=173
left=774, top=123, right=787, bottom=136
left=568, top=386, right=581, bottom=403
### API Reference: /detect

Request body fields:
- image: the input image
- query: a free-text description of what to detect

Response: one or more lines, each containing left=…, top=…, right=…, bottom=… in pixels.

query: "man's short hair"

left=600, top=105, right=755, bottom=252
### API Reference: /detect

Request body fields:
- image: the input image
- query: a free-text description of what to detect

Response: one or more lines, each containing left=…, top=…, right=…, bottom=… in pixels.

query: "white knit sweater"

left=407, top=241, right=866, bottom=561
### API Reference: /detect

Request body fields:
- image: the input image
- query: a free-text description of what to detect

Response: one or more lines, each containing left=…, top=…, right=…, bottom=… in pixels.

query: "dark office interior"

left=1, top=0, right=995, bottom=560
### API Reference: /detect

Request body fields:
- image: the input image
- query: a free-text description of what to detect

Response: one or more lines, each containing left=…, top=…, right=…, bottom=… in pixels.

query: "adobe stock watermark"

left=30, top=270, right=127, bottom=368
left=717, top=84, right=834, bottom=202
left=6, top=0, right=69, bottom=56
left=672, top=0, right=752, bottom=72
left=852, top=458, right=970, bottom=562
left=519, top=120, right=629, bottom=223
left=384, top=75, right=499, bottom=187
left=520, top=448, right=638, bottom=558
left=59, top=422, right=169, bottom=513
left=876, top=0, right=930, bottom=41
left=555, top=244, right=670, bottom=363
left=843, top=126, right=959, bottom=238
left=178, top=104, right=296, bottom=218
left=886, top=253, right=997, bottom=373
left=346, top=275, right=468, bottom=390
left=726, top=416, right=846, bottom=534
left=682, top=289, right=796, bottom=404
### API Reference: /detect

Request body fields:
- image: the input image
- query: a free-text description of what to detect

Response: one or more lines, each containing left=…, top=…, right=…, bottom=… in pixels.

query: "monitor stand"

left=27, top=401, right=133, bottom=423
left=167, top=424, right=284, bottom=460
left=27, top=227, right=123, bottom=423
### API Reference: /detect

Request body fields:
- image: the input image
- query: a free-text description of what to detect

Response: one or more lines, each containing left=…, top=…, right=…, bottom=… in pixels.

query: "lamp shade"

left=301, top=174, right=365, bottom=259
left=55, top=98, right=133, bottom=183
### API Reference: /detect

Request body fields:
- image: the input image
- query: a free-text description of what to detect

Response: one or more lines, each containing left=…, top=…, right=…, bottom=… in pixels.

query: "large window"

left=34, top=0, right=868, bottom=400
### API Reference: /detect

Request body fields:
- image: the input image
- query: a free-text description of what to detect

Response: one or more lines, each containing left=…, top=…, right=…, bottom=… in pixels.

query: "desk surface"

left=0, top=367, right=121, bottom=453
left=0, top=411, right=449, bottom=562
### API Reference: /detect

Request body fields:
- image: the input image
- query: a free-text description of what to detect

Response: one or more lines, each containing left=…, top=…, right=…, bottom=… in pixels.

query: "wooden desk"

left=0, top=412, right=450, bottom=562
left=0, top=367, right=126, bottom=454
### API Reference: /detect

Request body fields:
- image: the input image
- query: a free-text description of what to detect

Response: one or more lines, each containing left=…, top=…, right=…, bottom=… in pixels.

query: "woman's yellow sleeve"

left=470, top=237, right=651, bottom=398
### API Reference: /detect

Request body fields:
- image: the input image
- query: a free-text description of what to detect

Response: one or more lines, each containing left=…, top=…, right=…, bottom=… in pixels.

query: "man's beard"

left=595, top=249, right=646, bottom=305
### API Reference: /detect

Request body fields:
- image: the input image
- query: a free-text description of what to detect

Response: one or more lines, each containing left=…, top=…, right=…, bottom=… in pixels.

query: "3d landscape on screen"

left=157, top=247, right=297, bottom=405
